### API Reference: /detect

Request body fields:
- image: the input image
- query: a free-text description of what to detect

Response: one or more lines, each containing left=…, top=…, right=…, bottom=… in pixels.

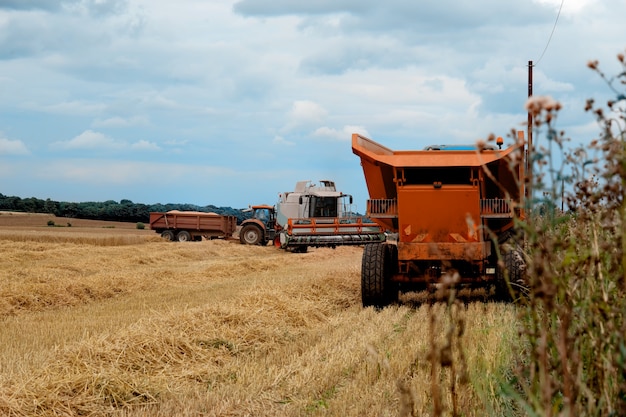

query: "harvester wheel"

left=361, top=243, right=397, bottom=308
left=495, top=245, right=527, bottom=302
left=161, top=230, right=175, bottom=241
left=177, top=231, right=192, bottom=242
left=240, top=224, right=263, bottom=245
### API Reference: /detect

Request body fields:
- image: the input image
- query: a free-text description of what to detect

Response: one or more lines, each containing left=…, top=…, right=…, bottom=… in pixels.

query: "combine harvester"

left=352, top=133, right=527, bottom=307
left=239, top=180, right=385, bottom=252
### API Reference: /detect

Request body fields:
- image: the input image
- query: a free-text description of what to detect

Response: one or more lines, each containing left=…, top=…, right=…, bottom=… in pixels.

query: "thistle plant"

left=511, top=50, right=626, bottom=417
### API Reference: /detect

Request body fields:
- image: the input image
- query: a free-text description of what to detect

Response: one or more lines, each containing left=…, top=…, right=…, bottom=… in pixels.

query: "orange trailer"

left=352, top=133, right=526, bottom=307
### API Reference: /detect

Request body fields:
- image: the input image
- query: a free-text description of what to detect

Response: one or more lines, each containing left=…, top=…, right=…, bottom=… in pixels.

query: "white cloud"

left=53, top=130, right=124, bottom=150
left=51, top=130, right=160, bottom=152
left=272, top=135, right=295, bottom=146
left=533, top=0, right=597, bottom=15
left=92, top=115, right=149, bottom=128
left=40, top=100, right=106, bottom=116
left=281, top=100, right=329, bottom=133
left=0, top=137, right=30, bottom=155
left=130, top=139, right=160, bottom=151
left=37, top=159, right=234, bottom=187
left=312, top=125, right=369, bottom=141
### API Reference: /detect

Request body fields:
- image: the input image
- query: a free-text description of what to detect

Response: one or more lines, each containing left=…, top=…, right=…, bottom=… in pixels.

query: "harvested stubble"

left=0, top=228, right=519, bottom=416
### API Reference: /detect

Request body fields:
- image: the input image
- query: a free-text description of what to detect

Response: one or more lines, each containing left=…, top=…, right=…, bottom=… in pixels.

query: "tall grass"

left=507, top=51, right=626, bottom=416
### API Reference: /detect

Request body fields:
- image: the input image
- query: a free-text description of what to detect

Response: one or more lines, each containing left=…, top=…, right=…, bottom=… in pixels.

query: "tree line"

left=0, top=193, right=247, bottom=224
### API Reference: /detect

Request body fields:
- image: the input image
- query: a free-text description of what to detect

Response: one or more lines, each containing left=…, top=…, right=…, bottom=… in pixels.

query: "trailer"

left=352, top=132, right=527, bottom=307
left=149, top=211, right=237, bottom=242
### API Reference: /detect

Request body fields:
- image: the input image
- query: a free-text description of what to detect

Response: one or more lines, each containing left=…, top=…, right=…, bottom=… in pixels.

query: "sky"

left=0, top=0, right=624, bottom=210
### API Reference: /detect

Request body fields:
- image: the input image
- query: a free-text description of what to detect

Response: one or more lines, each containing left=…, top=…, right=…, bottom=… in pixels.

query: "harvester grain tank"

left=351, top=133, right=527, bottom=307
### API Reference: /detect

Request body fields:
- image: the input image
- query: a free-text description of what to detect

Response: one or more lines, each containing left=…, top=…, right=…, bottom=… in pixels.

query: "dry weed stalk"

left=509, top=50, right=626, bottom=416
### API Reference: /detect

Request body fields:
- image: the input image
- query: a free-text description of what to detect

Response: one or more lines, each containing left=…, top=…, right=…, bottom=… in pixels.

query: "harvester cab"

left=352, top=132, right=527, bottom=307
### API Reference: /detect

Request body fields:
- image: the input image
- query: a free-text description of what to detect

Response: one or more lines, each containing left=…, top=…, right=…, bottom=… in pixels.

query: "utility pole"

left=527, top=60, right=533, bottom=211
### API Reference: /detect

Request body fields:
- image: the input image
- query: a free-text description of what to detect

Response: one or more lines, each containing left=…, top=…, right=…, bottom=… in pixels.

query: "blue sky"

left=0, top=0, right=624, bottom=210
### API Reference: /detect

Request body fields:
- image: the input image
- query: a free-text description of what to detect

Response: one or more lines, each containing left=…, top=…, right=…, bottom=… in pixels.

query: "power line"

left=534, top=0, right=565, bottom=66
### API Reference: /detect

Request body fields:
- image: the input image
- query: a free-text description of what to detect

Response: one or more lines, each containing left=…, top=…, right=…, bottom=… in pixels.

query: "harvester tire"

left=495, top=245, right=526, bottom=302
left=177, top=231, right=192, bottom=242
left=361, top=243, right=397, bottom=308
left=161, top=230, right=175, bottom=241
left=292, top=246, right=308, bottom=253
left=384, top=243, right=399, bottom=304
left=240, top=224, right=263, bottom=245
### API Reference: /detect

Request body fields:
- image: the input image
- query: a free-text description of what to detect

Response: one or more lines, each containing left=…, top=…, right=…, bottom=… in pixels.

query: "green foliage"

left=0, top=195, right=249, bottom=224
left=136, top=222, right=145, bottom=230
left=47, top=220, right=55, bottom=227
left=509, top=51, right=626, bottom=416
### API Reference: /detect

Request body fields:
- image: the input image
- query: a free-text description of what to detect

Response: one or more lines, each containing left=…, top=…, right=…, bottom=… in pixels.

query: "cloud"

left=92, top=115, right=149, bottom=128
left=280, top=100, right=329, bottom=133
left=272, top=135, right=295, bottom=146
left=51, top=130, right=160, bottom=152
left=312, top=125, right=369, bottom=141
left=67, top=0, right=129, bottom=18
left=0, top=137, right=30, bottom=155
left=130, top=140, right=161, bottom=151
left=0, top=0, right=68, bottom=11
left=40, top=101, right=107, bottom=116
left=54, top=130, right=123, bottom=150
left=0, top=0, right=129, bottom=16
left=37, top=158, right=234, bottom=187
left=233, top=0, right=554, bottom=29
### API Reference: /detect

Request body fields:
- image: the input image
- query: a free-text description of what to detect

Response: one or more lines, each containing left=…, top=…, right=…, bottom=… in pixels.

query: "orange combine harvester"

left=352, top=132, right=527, bottom=307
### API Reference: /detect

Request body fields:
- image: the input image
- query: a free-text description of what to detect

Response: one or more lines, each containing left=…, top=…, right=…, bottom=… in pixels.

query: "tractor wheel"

left=495, top=245, right=527, bottom=302
left=161, top=230, right=175, bottom=241
left=384, top=243, right=399, bottom=304
left=177, top=230, right=192, bottom=242
left=240, top=224, right=263, bottom=245
left=361, top=243, right=397, bottom=308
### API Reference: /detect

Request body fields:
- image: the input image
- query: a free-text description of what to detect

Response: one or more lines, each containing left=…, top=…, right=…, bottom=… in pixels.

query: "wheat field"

left=0, top=213, right=519, bottom=416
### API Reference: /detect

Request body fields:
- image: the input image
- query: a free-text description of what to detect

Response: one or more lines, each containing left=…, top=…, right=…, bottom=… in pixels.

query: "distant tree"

left=43, top=198, right=60, bottom=215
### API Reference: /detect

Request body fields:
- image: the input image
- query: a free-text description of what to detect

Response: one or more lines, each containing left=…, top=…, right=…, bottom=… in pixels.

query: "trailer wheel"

left=495, top=245, right=527, bottom=302
left=361, top=243, right=397, bottom=308
left=161, top=230, right=175, bottom=241
left=177, top=231, right=192, bottom=242
left=240, top=224, right=263, bottom=245
left=384, top=243, right=399, bottom=304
